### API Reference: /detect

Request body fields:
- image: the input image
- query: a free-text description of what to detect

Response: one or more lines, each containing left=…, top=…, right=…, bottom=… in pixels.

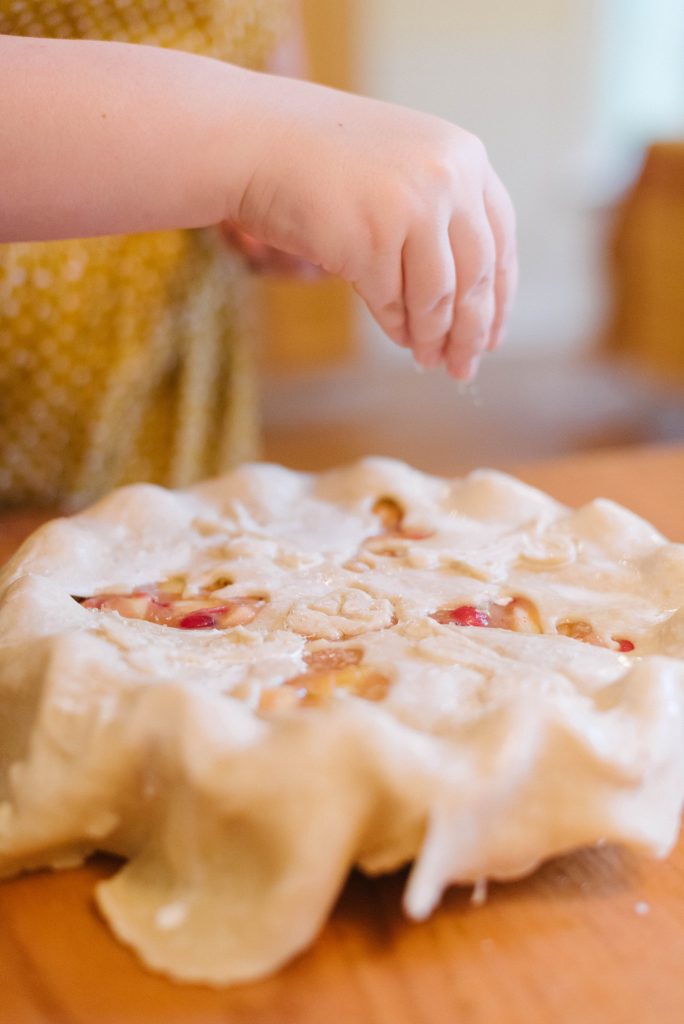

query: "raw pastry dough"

left=1, top=458, right=683, bottom=985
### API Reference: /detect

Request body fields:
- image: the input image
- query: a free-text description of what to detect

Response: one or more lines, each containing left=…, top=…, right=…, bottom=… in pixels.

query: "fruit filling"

left=364, top=495, right=434, bottom=555
left=431, top=596, right=542, bottom=634
left=431, top=605, right=491, bottom=628
left=432, top=598, right=634, bottom=651
left=76, top=583, right=264, bottom=630
left=372, top=496, right=404, bottom=531
left=556, top=620, right=635, bottom=653
left=304, top=646, right=364, bottom=671
left=259, top=647, right=389, bottom=713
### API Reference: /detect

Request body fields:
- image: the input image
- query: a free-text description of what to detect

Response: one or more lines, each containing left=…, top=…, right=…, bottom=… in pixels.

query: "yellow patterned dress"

left=0, top=0, right=288, bottom=508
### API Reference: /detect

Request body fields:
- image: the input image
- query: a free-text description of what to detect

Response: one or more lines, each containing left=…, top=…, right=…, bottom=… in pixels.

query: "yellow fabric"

left=0, top=1, right=288, bottom=508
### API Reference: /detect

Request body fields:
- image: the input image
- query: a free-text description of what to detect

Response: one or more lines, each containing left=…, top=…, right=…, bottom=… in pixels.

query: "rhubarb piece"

left=431, top=596, right=543, bottom=634
left=179, top=611, right=219, bottom=630
left=431, top=605, right=491, bottom=628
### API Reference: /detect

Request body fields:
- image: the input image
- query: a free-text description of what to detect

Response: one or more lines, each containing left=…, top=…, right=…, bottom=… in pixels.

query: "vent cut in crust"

left=1, top=458, right=684, bottom=985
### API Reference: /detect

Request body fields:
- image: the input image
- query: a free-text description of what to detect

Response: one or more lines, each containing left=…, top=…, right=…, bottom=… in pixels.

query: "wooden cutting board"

left=2, top=444, right=684, bottom=1024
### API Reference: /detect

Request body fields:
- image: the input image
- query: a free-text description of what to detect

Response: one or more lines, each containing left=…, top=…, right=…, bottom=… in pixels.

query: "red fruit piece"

left=432, top=605, right=491, bottom=628
left=78, top=588, right=266, bottom=631
left=178, top=611, right=218, bottom=630
left=615, top=638, right=635, bottom=653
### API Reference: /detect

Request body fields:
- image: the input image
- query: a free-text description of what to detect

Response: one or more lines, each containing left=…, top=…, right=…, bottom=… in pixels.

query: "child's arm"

left=0, top=34, right=516, bottom=379
left=0, top=35, right=257, bottom=241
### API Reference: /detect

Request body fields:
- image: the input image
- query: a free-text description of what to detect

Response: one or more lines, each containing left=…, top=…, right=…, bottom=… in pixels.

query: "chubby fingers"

left=357, top=171, right=517, bottom=378
left=401, top=219, right=456, bottom=368
left=362, top=214, right=495, bottom=377
left=441, top=208, right=497, bottom=380
left=400, top=196, right=515, bottom=380
left=438, top=171, right=516, bottom=378
left=484, top=168, right=518, bottom=351
left=362, top=223, right=457, bottom=360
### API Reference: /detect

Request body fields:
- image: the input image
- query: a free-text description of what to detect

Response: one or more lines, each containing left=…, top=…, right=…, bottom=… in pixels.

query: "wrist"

left=201, top=64, right=284, bottom=226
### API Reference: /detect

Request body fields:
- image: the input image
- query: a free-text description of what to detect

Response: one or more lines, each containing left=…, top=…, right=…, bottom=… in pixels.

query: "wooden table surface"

left=1, top=443, right=684, bottom=1024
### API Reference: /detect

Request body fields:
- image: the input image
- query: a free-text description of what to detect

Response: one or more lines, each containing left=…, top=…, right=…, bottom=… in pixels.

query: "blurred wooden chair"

left=606, top=141, right=684, bottom=383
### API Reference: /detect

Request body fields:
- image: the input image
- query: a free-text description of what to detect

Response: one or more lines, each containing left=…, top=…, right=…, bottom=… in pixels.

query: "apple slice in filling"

left=259, top=645, right=390, bottom=712
left=556, top=619, right=635, bottom=653
left=78, top=588, right=264, bottom=630
left=431, top=597, right=634, bottom=651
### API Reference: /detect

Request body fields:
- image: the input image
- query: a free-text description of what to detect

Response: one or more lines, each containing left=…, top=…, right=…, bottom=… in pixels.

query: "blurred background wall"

left=262, top=0, right=684, bottom=471
left=359, top=0, right=606, bottom=360
left=358, top=0, right=684, bottom=361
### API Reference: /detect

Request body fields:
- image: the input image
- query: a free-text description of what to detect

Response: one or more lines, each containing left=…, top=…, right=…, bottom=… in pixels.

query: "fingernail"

left=414, top=347, right=442, bottom=369
left=460, top=356, right=481, bottom=382
left=487, top=326, right=505, bottom=351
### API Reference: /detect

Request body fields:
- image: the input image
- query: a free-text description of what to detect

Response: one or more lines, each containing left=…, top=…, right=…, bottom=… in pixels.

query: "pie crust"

left=1, top=458, right=683, bottom=985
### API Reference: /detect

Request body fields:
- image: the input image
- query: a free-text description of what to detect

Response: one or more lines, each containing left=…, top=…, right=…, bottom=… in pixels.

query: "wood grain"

left=1, top=444, right=684, bottom=1024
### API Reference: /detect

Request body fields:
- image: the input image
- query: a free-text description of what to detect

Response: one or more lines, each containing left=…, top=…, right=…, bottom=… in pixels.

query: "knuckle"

left=423, top=156, right=457, bottom=193
left=463, top=270, right=494, bottom=301
left=396, top=179, right=429, bottom=220
left=410, top=288, right=455, bottom=312
left=408, top=291, right=454, bottom=325
left=460, top=130, right=488, bottom=166
left=378, top=298, right=406, bottom=330
left=430, top=291, right=455, bottom=314
left=364, top=196, right=405, bottom=257
left=389, top=164, right=451, bottom=220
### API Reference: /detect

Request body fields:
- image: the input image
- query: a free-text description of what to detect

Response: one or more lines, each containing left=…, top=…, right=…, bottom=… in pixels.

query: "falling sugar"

left=471, top=878, right=488, bottom=907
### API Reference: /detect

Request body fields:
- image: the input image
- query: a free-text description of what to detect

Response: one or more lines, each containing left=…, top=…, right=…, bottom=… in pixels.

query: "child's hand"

left=0, top=36, right=515, bottom=381
left=232, top=75, right=517, bottom=379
